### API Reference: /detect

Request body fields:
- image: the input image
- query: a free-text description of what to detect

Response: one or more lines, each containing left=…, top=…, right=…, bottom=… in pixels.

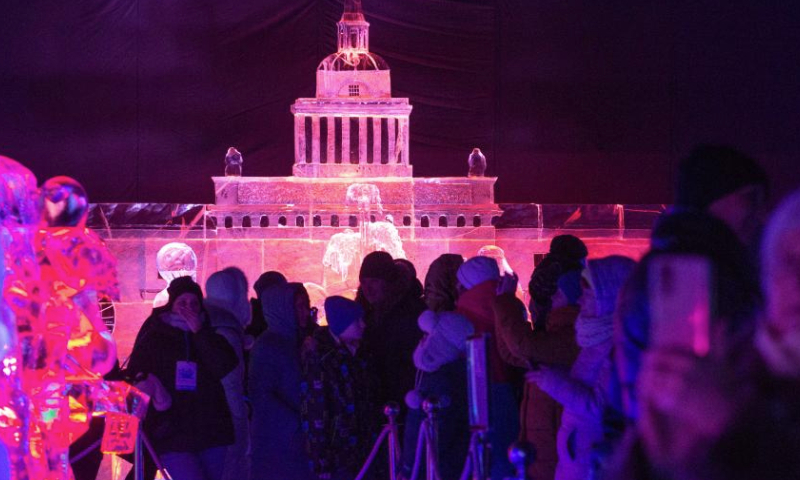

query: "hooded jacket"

left=206, top=268, right=252, bottom=480
left=248, top=284, right=314, bottom=480
left=534, top=256, right=635, bottom=480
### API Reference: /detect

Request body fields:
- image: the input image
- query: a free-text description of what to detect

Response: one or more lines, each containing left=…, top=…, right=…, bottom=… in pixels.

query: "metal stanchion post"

left=474, top=430, right=489, bottom=480
left=422, top=397, right=442, bottom=480
left=385, top=402, right=401, bottom=480
left=134, top=429, right=144, bottom=480
left=466, top=335, right=491, bottom=480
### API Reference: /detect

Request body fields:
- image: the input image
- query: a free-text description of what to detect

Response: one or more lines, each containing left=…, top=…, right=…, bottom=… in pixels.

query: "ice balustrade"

left=85, top=203, right=664, bottom=235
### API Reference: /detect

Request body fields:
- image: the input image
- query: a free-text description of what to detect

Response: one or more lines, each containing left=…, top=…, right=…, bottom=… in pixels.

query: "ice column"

left=358, top=117, right=367, bottom=164
left=326, top=116, right=336, bottom=164
left=341, top=117, right=351, bottom=163
left=295, top=116, right=306, bottom=164
left=372, top=118, right=382, bottom=164
left=311, top=116, right=321, bottom=164
left=387, top=117, right=396, bottom=162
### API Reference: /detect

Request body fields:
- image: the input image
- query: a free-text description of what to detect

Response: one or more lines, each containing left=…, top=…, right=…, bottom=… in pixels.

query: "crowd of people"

left=70, top=145, right=800, bottom=480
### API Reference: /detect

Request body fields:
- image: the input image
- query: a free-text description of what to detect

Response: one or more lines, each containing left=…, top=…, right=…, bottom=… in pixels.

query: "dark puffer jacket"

left=127, top=311, right=237, bottom=454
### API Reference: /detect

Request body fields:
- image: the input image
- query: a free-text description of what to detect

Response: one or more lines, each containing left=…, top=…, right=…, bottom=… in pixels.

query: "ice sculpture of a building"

left=292, top=0, right=411, bottom=178
left=210, top=0, right=501, bottom=286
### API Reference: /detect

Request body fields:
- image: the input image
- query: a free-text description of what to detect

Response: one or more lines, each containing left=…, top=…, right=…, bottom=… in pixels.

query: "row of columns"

left=295, top=115, right=410, bottom=166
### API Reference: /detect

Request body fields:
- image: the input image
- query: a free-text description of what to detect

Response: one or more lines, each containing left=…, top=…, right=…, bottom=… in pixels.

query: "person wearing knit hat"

left=164, top=275, right=204, bottom=313
left=358, top=251, right=400, bottom=309
left=495, top=237, right=586, bottom=480
left=675, top=144, right=769, bottom=248
left=359, top=250, right=398, bottom=283
left=302, top=297, right=372, bottom=479
left=358, top=250, right=426, bottom=420
left=325, top=296, right=364, bottom=341
left=127, top=277, right=237, bottom=480
left=455, top=256, right=517, bottom=479
left=549, top=234, right=588, bottom=267
left=456, top=255, right=500, bottom=291
left=401, top=310, right=474, bottom=480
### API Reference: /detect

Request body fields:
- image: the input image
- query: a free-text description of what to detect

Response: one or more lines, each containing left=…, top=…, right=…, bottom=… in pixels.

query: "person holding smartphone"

left=525, top=256, right=635, bottom=480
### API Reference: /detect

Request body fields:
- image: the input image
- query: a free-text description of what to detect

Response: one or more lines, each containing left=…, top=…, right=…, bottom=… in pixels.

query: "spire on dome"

left=337, top=0, right=369, bottom=52
left=344, top=0, right=363, bottom=14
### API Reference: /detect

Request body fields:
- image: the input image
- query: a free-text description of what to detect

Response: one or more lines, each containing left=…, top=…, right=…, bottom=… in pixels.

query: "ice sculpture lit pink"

left=0, top=156, right=140, bottom=480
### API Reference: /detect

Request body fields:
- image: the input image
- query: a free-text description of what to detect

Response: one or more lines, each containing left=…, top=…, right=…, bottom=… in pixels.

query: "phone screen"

left=648, top=254, right=714, bottom=356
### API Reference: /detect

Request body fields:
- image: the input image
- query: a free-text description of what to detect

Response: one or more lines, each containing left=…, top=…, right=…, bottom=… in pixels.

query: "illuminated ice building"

left=209, top=0, right=502, bottom=294
left=87, top=1, right=660, bottom=358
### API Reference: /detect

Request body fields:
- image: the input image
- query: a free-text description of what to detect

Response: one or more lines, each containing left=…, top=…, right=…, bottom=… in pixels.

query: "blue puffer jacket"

left=248, top=283, right=314, bottom=480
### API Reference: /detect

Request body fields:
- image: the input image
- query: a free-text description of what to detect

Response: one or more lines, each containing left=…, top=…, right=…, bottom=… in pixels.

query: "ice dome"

left=318, top=51, right=389, bottom=72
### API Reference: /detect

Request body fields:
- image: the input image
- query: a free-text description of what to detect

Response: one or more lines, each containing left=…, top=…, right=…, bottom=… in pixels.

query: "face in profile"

left=360, top=278, right=390, bottom=306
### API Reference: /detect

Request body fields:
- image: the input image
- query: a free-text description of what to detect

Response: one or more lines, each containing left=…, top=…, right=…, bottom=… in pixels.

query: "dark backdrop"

left=1, top=0, right=798, bottom=204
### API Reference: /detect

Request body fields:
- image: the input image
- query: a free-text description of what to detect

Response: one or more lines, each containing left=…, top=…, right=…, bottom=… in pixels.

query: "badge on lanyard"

left=176, top=361, right=198, bottom=391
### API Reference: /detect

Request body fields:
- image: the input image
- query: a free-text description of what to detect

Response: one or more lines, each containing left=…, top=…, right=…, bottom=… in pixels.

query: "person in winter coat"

left=205, top=267, right=251, bottom=480
left=248, top=283, right=315, bottom=480
left=527, top=256, right=635, bottom=480
left=529, top=235, right=588, bottom=331
left=359, top=252, right=425, bottom=413
left=127, top=277, right=237, bottom=480
left=493, top=244, right=586, bottom=480
left=301, top=296, right=372, bottom=480
left=455, top=256, right=517, bottom=480
left=614, top=145, right=768, bottom=426
left=423, top=254, right=464, bottom=313
left=606, top=189, right=800, bottom=480
left=401, top=310, right=474, bottom=480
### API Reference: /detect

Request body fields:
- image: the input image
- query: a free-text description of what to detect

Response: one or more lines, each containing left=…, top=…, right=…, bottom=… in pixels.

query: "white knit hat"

left=456, top=256, right=500, bottom=290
